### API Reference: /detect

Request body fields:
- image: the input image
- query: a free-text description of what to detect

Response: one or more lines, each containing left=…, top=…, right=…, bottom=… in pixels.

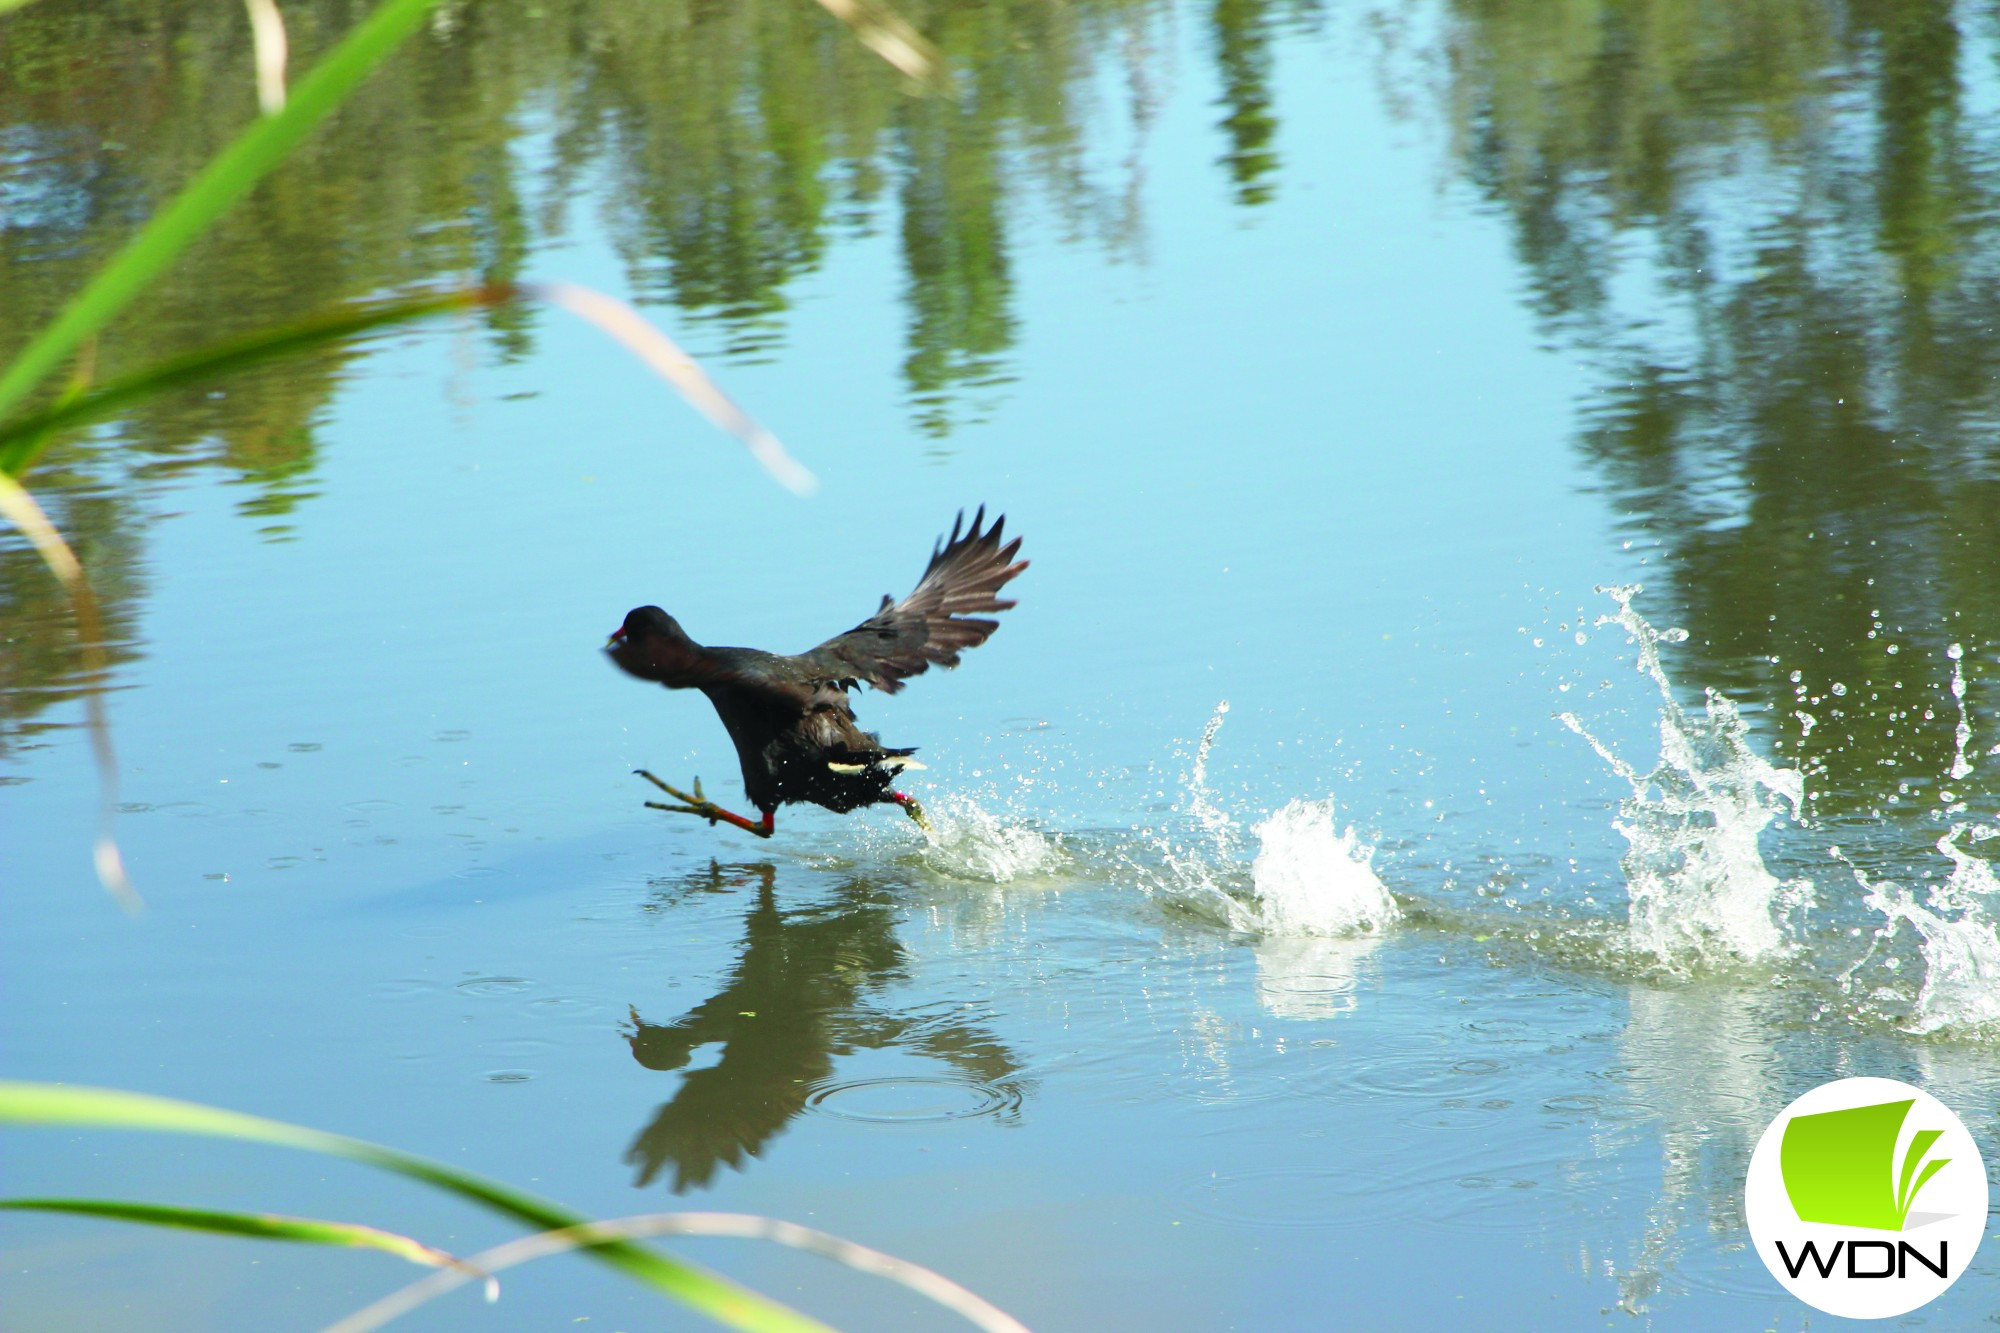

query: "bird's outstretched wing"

left=800, top=507, right=1027, bottom=694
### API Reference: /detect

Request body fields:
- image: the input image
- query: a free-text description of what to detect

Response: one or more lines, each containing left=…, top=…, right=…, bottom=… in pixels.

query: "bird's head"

left=608, top=605, right=685, bottom=646
left=606, top=606, right=699, bottom=681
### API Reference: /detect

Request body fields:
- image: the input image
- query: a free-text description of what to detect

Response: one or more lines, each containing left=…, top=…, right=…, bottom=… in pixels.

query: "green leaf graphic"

left=1902, top=1158, right=1950, bottom=1223
left=1897, top=1128, right=1948, bottom=1222
left=1781, top=1098, right=1951, bottom=1231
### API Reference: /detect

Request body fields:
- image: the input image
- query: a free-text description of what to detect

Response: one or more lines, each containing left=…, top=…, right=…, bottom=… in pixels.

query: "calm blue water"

left=6, top=1, right=2000, bottom=1329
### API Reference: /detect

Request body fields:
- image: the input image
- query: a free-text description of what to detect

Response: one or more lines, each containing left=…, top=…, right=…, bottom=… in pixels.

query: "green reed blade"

left=0, top=1082, right=832, bottom=1333
left=0, top=1199, right=469, bottom=1273
left=0, top=0, right=445, bottom=425
left=0, top=286, right=503, bottom=477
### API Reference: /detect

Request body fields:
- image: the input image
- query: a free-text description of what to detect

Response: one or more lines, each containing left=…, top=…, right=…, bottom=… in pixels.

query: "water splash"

left=1560, top=585, right=1811, bottom=967
left=1140, top=701, right=1257, bottom=928
left=1185, top=701, right=1240, bottom=856
left=1249, top=799, right=1398, bottom=935
left=1908, top=827, right=2000, bottom=1033
left=1139, top=702, right=1397, bottom=937
left=914, top=792, right=1061, bottom=883
left=1845, top=828, right=2000, bottom=1037
left=1841, top=652, right=2000, bottom=1036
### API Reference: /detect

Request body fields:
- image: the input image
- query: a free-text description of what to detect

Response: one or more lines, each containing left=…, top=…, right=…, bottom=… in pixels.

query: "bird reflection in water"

left=623, top=861, right=1023, bottom=1191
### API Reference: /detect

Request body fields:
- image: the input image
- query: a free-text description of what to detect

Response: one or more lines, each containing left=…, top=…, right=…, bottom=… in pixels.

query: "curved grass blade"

left=0, top=476, right=136, bottom=908
left=809, top=0, right=945, bottom=89
left=326, top=1212, right=1032, bottom=1333
left=0, top=1199, right=492, bottom=1294
left=0, top=0, right=445, bottom=425
left=0, top=1083, right=829, bottom=1333
left=529, top=282, right=817, bottom=496
left=244, top=0, right=291, bottom=115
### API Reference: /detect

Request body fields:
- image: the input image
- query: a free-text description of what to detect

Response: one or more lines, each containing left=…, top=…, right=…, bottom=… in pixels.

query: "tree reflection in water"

left=1419, top=0, right=2000, bottom=813
left=623, top=862, right=1022, bottom=1192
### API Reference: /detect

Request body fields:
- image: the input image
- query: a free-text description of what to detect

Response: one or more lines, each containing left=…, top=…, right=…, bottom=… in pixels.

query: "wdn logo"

left=1746, top=1077, right=1988, bottom=1319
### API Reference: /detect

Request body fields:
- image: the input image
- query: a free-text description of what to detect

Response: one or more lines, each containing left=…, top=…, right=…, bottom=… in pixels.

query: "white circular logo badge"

left=1745, top=1076, right=1989, bottom=1319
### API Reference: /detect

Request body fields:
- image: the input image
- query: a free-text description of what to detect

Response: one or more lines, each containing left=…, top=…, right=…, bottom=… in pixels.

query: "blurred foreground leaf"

left=0, top=1082, right=831, bottom=1333
left=0, top=1198, right=483, bottom=1283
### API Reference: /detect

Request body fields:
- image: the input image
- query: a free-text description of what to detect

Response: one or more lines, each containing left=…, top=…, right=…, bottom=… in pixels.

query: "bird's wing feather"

left=799, top=507, right=1027, bottom=694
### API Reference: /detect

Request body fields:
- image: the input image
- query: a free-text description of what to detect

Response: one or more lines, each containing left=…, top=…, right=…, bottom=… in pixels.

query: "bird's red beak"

left=607, top=626, right=626, bottom=647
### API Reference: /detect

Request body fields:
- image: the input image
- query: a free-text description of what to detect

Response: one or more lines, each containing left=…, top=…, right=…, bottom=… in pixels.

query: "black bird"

left=607, top=507, right=1027, bottom=837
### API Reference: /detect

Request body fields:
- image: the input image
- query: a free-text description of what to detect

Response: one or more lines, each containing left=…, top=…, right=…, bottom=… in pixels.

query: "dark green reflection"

left=1210, top=0, right=1278, bottom=206
left=623, top=863, right=1021, bottom=1191
left=1434, top=0, right=2000, bottom=814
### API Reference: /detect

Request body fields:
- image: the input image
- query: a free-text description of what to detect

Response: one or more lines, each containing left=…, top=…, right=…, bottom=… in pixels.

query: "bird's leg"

left=890, top=790, right=930, bottom=832
left=634, top=770, right=776, bottom=839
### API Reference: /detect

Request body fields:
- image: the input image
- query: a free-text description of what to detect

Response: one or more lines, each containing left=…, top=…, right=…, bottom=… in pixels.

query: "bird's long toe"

left=634, top=771, right=775, bottom=838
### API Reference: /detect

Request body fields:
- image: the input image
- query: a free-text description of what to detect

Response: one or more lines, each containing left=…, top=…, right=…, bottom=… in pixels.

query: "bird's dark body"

left=607, top=508, right=1026, bottom=834
left=697, top=671, right=911, bottom=813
